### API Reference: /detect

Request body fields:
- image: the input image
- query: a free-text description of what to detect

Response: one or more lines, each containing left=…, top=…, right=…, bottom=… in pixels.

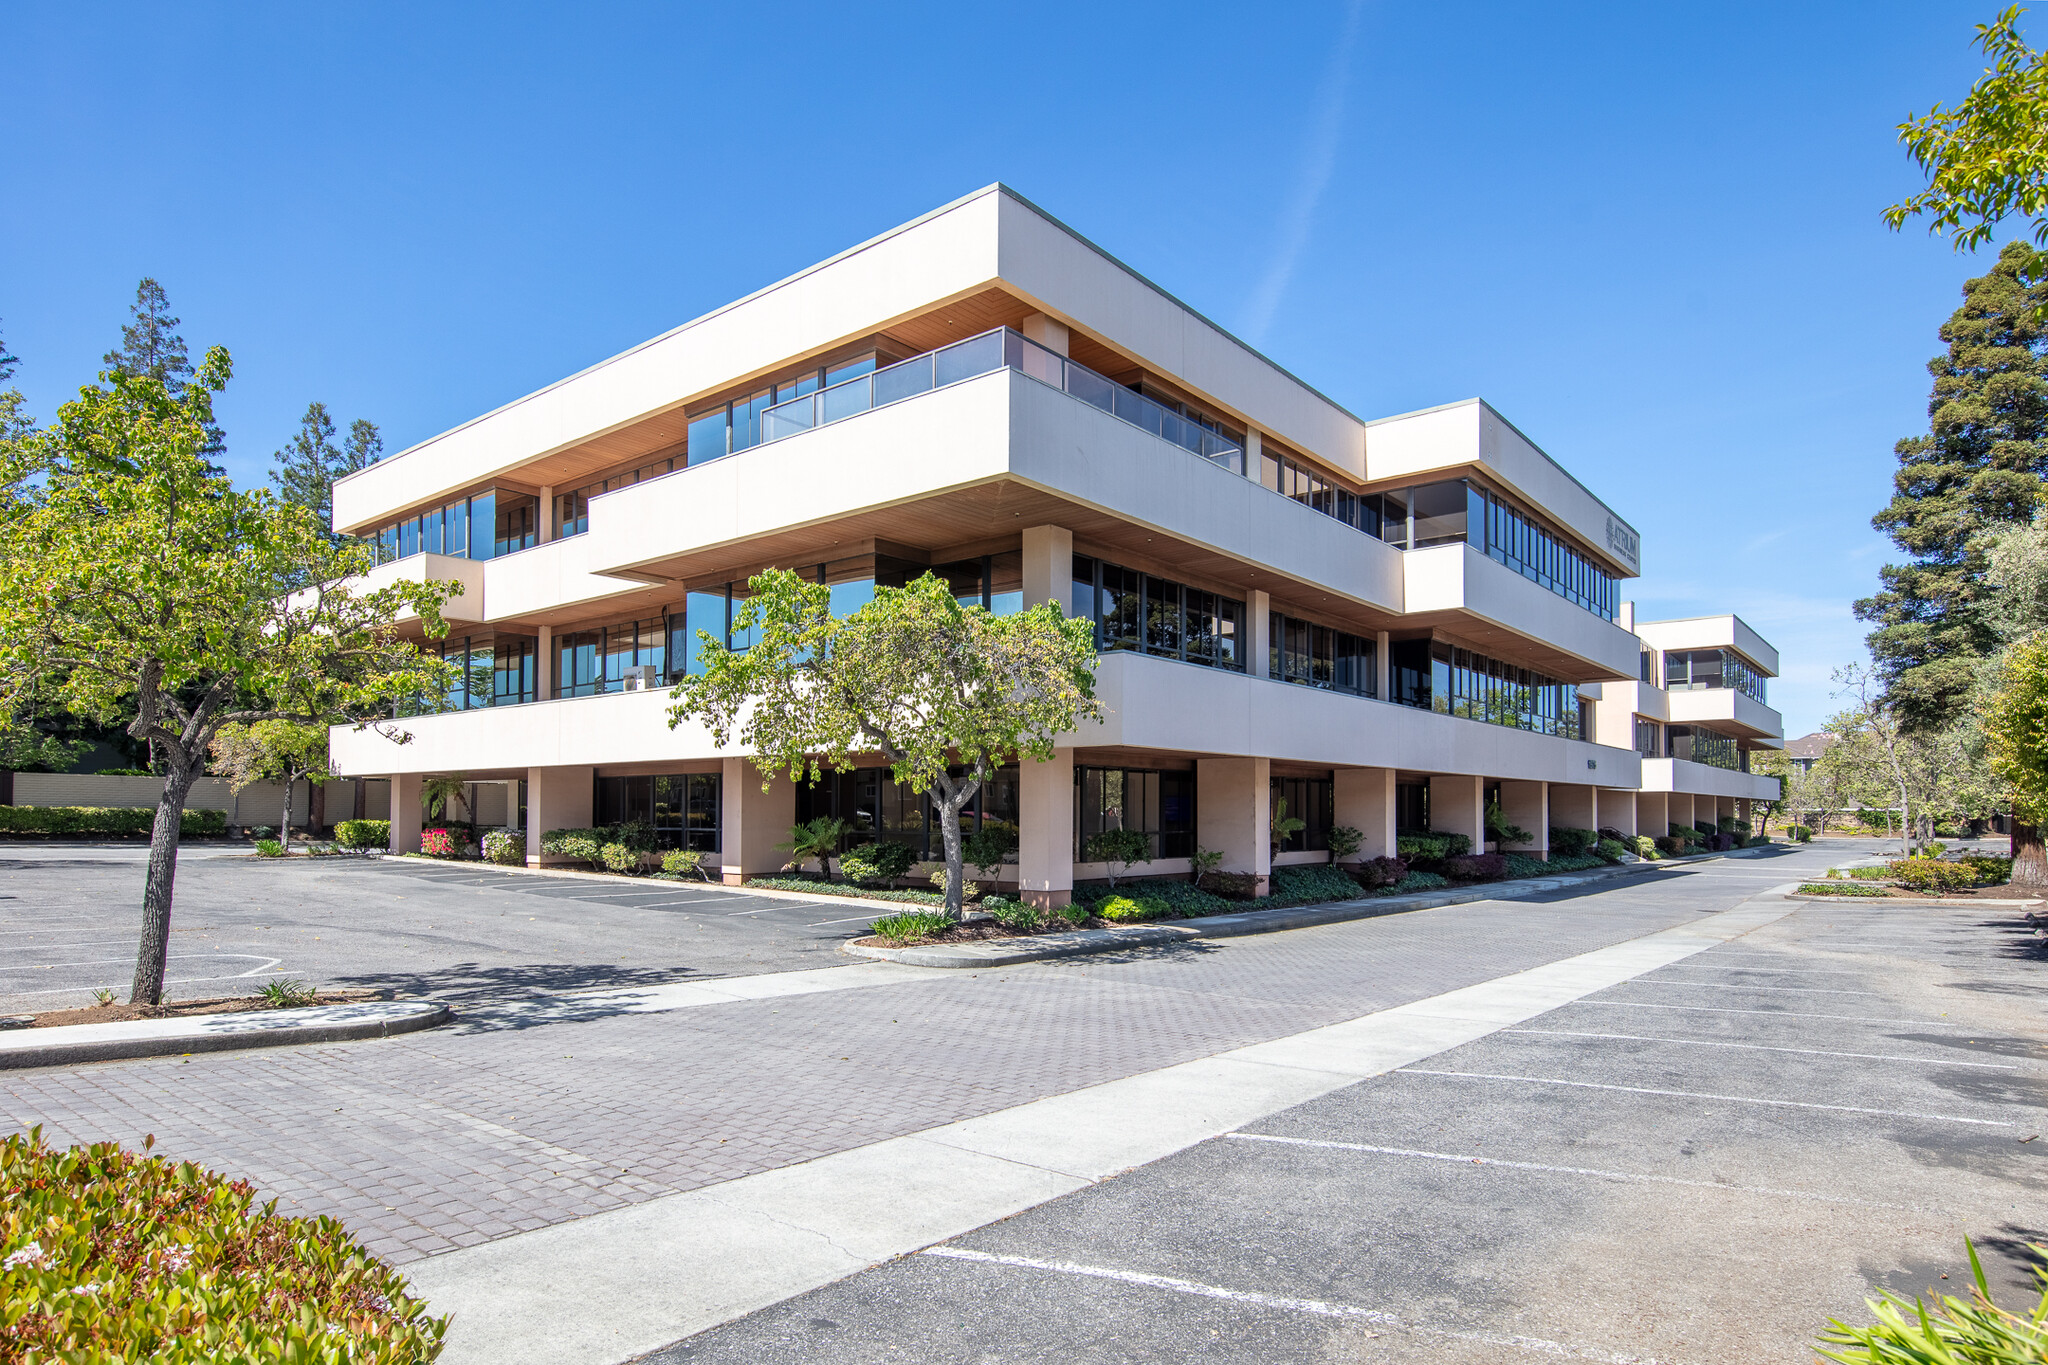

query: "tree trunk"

left=310, top=778, right=325, bottom=838
left=280, top=775, right=294, bottom=853
left=2013, top=819, right=2047, bottom=891
left=930, top=771, right=981, bottom=921
left=131, top=761, right=198, bottom=1006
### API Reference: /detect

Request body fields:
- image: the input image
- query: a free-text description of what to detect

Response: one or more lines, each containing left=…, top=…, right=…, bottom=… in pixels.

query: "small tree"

left=1271, top=797, right=1307, bottom=854
left=669, top=569, right=1099, bottom=918
left=210, top=721, right=331, bottom=853
left=1085, top=826, right=1151, bottom=888
left=1985, top=633, right=2048, bottom=888
left=963, top=822, right=1017, bottom=887
left=0, top=350, right=455, bottom=1004
left=1327, top=825, right=1364, bottom=865
left=420, top=774, right=471, bottom=838
left=780, top=815, right=849, bottom=878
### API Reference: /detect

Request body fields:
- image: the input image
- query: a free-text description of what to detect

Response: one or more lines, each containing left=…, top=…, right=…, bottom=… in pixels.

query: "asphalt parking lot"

left=656, top=881, right=2048, bottom=1364
left=0, top=845, right=875, bottom=1012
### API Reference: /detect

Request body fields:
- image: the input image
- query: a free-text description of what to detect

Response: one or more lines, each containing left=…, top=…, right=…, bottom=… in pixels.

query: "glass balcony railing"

left=760, top=327, right=1245, bottom=473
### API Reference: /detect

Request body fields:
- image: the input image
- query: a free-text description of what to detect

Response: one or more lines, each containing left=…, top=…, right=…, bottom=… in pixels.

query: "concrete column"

left=1334, top=767, right=1396, bottom=861
left=389, top=773, right=422, bottom=854
left=525, top=764, right=593, bottom=866
left=1198, top=756, right=1272, bottom=894
left=536, top=625, right=554, bottom=701
left=1376, top=631, right=1391, bottom=701
left=1244, top=429, right=1263, bottom=482
left=538, top=485, right=556, bottom=543
left=1021, top=313, right=1070, bottom=356
left=1601, top=791, right=1638, bottom=838
left=1021, top=525, right=1074, bottom=612
left=1670, top=793, right=1696, bottom=835
left=1499, top=779, right=1548, bottom=857
left=720, top=758, right=795, bottom=885
left=1549, top=783, right=1597, bottom=837
left=1018, top=747, right=1075, bottom=908
left=1248, top=590, right=1273, bottom=679
left=1738, top=797, right=1752, bottom=832
left=1636, top=792, right=1668, bottom=842
left=1427, top=774, right=1485, bottom=851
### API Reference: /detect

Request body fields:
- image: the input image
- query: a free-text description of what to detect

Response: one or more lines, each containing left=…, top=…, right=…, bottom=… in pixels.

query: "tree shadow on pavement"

left=330, top=961, right=712, bottom=1007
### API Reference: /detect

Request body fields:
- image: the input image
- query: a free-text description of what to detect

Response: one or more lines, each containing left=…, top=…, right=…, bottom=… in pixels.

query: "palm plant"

left=420, top=775, right=471, bottom=850
left=1270, top=798, right=1306, bottom=855
left=779, top=815, right=849, bottom=878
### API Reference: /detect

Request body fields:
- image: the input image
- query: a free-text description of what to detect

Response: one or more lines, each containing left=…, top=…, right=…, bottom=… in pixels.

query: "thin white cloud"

left=1242, top=0, right=1366, bottom=342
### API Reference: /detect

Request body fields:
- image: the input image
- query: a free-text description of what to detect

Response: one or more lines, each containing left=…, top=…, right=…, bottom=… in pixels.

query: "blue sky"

left=0, top=2, right=2020, bottom=736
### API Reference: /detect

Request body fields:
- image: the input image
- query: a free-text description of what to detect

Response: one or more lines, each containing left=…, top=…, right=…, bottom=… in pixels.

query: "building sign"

left=1605, top=515, right=1640, bottom=573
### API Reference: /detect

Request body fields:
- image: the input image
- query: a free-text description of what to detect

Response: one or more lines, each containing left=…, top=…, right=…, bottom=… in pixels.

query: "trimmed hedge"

left=0, top=1127, right=446, bottom=1361
left=0, top=805, right=226, bottom=837
left=333, top=819, right=389, bottom=850
left=1887, top=858, right=1974, bottom=893
left=1397, top=830, right=1472, bottom=862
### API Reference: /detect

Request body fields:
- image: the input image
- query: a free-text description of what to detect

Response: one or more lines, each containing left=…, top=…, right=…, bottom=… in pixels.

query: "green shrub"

left=333, top=818, right=389, bottom=850
left=1835, top=866, right=1889, bottom=881
left=95, top=766, right=152, bottom=776
left=1655, top=835, right=1686, bottom=855
left=252, top=839, right=285, bottom=858
left=1963, top=855, right=2014, bottom=885
left=1054, top=903, right=1089, bottom=926
left=963, top=823, right=1018, bottom=878
left=1390, top=870, right=1449, bottom=892
left=1743, top=833, right=1772, bottom=848
left=661, top=848, right=707, bottom=879
left=1630, top=834, right=1659, bottom=859
left=1544, top=853, right=1606, bottom=872
left=1097, top=895, right=1171, bottom=923
left=1396, top=831, right=1471, bottom=861
left=987, top=899, right=1045, bottom=931
left=840, top=840, right=918, bottom=885
left=482, top=829, right=525, bottom=865
left=1084, top=826, right=1154, bottom=883
left=257, top=978, right=316, bottom=1007
left=1799, top=882, right=1889, bottom=897
left=1501, top=852, right=1550, bottom=878
left=0, top=1127, right=446, bottom=1362
left=1595, top=838, right=1631, bottom=863
left=1446, top=852, right=1510, bottom=881
left=608, top=819, right=658, bottom=854
left=870, top=909, right=953, bottom=945
left=1887, top=858, right=1974, bottom=893
left=1269, top=864, right=1364, bottom=903
left=600, top=842, right=640, bottom=873
left=1548, top=826, right=1598, bottom=858
left=1788, top=824, right=1812, bottom=842
left=541, top=827, right=605, bottom=863
left=0, top=805, right=226, bottom=837
left=1076, top=878, right=1233, bottom=918
left=1203, top=871, right=1262, bottom=899
left=1817, top=1239, right=2048, bottom=1364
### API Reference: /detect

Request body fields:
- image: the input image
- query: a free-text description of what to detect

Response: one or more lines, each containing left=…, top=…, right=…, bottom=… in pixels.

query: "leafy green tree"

left=271, top=402, right=383, bottom=538
left=0, top=348, right=456, bottom=1003
left=1085, top=826, right=1151, bottom=888
left=102, top=278, right=225, bottom=476
left=669, top=569, right=1099, bottom=918
left=1853, top=242, right=2048, bottom=731
left=1985, top=633, right=2048, bottom=886
left=210, top=720, right=331, bottom=853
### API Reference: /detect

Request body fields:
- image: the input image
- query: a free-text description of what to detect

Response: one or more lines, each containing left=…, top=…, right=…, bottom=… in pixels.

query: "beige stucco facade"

left=323, top=187, right=1781, bottom=885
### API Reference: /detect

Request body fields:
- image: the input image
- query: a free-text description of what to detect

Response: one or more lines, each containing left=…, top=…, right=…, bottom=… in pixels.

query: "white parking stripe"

left=1224, top=1132, right=1921, bottom=1210
left=918, top=1247, right=1679, bottom=1363
left=1395, top=1068, right=2018, bottom=1126
left=0, top=952, right=278, bottom=972
left=1503, top=1028, right=2021, bottom=1068
left=805, top=913, right=884, bottom=926
left=1575, top=1000, right=1946, bottom=1026
left=1628, top=980, right=1882, bottom=996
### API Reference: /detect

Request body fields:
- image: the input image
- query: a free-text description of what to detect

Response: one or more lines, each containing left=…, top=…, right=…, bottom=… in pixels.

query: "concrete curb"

left=1783, top=893, right=2043, bottom=907
left=0, top=1000, right=451, bottom=1070
left=845, top=848, right=1784, bottom=969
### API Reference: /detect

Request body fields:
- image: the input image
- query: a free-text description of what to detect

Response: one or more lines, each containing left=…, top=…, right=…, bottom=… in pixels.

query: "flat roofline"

left=1636, top=612, right=1777, bottom=674
left=1365, top=396, right=1638, bottom=544
left=341, top=183, right=1365, bottom=492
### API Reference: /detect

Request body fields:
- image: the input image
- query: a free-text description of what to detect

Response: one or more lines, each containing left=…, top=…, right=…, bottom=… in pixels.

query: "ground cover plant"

left=1816, top=1238, right=2048, bottom=1363
left=1799, top=882, right=1891, bottom=897
left=746, top=873, right=949, bottom=906
left=252, top=839, right=284, bottom=858
left=869, top=910, right=954, bottom=945
left=0, top=1128, right=447, bottom=1362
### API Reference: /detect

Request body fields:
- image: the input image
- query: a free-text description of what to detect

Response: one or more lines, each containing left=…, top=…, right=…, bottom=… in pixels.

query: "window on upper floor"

left=1639, top=647, right=1658, bottom=686
left=1634, top=716, right=1663, bottom=757
left=1071, top=555, right=1244, bottom=673
left=1388, top=638, right=1582, bottom=738
left=1664, top=649, right=1767, bottom=703
left=1668, top=724, right=1740, bottom=770
left=1268, top=611, right=1376, bottom=697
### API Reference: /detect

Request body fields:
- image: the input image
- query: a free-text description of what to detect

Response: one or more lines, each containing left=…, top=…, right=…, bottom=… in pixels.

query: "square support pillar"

left=388, top=773, right=422, bottom=854
left=1499, top=780, right=1548, bottom=857
left=1600, top=790, right=1638, bottom=839
left=537, top=485, right=556, bottom=543
left=1248, top=591, right=1273, bottom=679
left=536, top=625, right=554, bottom=701
left=525, top=765, right=593, bottom=865
left=1427, top=774, right=1485, bottom=850
left=721, top=758, right=795, bottom=885
left=1669, top=792, right=1696, bottom=836
left=1021, top=313, right=1070, bottom=356
left=1549, top=783, right=1596, bottom=837
left=1376, top=631, right=1391, bottom=701
left=1018, top=747, right=1075, bottom=908
left=1334, top=767, right=1396, bottom=861
left=1738, top=797, right=1752, bottom=832
left=1022, top=525, right=1074, bottom=613
left=1636, top=792, right=1669, bottom=842
left=1198, top=756, right=1272, bottom=894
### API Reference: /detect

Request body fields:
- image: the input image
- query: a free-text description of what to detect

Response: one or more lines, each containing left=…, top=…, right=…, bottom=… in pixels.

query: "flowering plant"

left=420, top=828, right=459, bottom=858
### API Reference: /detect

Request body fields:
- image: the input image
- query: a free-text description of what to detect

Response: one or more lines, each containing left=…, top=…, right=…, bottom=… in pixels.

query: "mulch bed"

left=852, top=918, right=1106, bottom=950
left=14, top=989, right=385, bottom=1029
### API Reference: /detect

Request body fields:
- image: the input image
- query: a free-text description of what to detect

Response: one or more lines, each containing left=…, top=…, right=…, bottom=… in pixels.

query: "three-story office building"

left=329, top=185, right=1783, bottom=902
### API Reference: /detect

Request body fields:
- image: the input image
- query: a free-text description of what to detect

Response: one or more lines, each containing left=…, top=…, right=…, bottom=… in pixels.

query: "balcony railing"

left=760, top=327, right=1245, bottom=473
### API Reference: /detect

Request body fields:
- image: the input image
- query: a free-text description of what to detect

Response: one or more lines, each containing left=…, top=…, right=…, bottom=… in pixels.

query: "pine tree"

left=1855, top=241, right=2048, bottom=732
left=269, top=406, right=382, bottom=540
left=271, top=402, right=341, bottom=523
left=103, top=279, right=227, bottom=476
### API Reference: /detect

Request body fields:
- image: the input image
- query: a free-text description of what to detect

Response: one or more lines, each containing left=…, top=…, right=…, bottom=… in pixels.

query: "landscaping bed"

left=9, top=987, right=382, bottom=1029
left=1796, top=882, right=2031, bottom=900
